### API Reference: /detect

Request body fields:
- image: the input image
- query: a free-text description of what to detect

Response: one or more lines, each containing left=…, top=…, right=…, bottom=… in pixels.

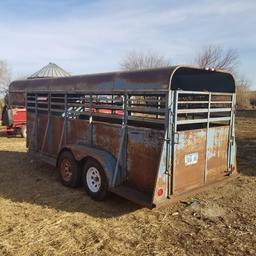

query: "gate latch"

left=174, top=132, right=180, bottom=144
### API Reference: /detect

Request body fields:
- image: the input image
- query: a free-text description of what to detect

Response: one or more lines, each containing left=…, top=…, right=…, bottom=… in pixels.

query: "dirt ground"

left=0, top=115, right=255, bottom=256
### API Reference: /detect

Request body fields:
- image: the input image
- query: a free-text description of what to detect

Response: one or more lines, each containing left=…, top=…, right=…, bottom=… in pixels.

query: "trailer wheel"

left=20, top=126, right=27, bottom=138
left=58, top=151, right=81, bottom=188
left=82, top=159, right=108, bottom=200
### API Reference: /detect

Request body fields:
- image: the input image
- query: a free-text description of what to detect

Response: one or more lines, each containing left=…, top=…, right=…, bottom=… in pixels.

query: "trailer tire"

left=57, top=151, right=82, bottom=188
left=82, top=159, right=108, bottom=201
left=20, top=125, right=27, bottom=138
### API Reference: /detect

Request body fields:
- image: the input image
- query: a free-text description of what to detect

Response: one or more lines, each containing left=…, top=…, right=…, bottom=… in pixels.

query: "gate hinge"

left=230, top=135, right=235, bottom=145
left=164, top=138, right=171, bottom=143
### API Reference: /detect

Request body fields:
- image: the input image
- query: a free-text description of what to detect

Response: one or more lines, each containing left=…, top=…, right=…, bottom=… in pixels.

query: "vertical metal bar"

left=157, top=96, right=160, bottom=119
left=57, top=93, right=66, bottom=152
left=25, top=90, right=28, bottom=146
left=165, top=92, right=172, bottom=197
left=64, top=93, right=68, bottom=145
left=58, top=124, right=65, bottom=153
left=35, top=93, right=38, bottom=151
left=28, top=118, right=36, bottom=151
left=227, top=93, right=236, bottom=172
left=112, top=92, right=127, bottom=187
left=112, top=129, right=125, bottom=187
left=204, top=92, right=211, bottom=184
left=88, top=94, right=93, bottom=147
left=170, top=90, right=179, bottom=195
left=27, top=92, right=36, bottom=151
left=40, top=93, right=51, bottom=155
left=111, top=94, right=114, bottom=115
left=173, top=91, right=179, bottom=133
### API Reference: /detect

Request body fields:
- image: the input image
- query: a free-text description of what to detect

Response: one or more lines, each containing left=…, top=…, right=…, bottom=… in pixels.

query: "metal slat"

left=178, top=101, right=209, bottom=104
left=210, top=108, right=231, bottom=112
left=210, top=117, right=231, bottom=122
left=177, top=108, right=231, bottom=114
left=177, top=116, right=231, bottom=125
left=177, top=91, right=210, bottom=95
left=177, top=90, right=233, bottom=96
left=128, top=116, right=164, bottom=124
left=37, top=107, right=48, bottom=111
left=51, top=97, right=65, bottom=99
left=93, top=113, right=123, bottom=119
left=93, top=104, right=123, bottom=110
left=51, top=102, right=66, bottom=106
left=128, top=98, right=166, bottom=104
left=50, top=109, right=65, bottom=113
left=177, top=108, right=208, bottom=114
left=211, top=92, right=233, bottom=96
left=127, top=107, right=165, bottom=114
left=211, top=101, right=232, bottom=104
left=177, top=118, right=208, bottom=125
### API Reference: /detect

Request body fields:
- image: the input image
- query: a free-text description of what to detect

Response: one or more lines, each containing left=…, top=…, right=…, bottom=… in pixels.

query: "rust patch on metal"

left=27, top=112, right=36, bottom=149
left=67, top=119, right=89, bottom=145
left=173, top=129, right=206, bottom=195
left=47, top=117, right=64, bottom=155
left=207, top=126, right=229, bottom=183
left=37, top=114, right=48, bottom=152
left=92, top=122, right=121, bottom=158
left=126, top=127, right=164, bottom=193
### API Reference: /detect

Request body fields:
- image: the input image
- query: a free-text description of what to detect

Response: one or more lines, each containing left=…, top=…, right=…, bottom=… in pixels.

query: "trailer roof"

left=9, top=65, right=235, bottom=94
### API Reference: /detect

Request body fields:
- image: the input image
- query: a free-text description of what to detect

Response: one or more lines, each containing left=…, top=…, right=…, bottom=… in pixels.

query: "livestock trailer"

left=9, top=66, right=237, bottom=207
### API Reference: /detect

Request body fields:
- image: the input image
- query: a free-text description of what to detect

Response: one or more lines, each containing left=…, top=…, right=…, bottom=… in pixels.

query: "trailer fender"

left=61, top=144, right=121, bottom=188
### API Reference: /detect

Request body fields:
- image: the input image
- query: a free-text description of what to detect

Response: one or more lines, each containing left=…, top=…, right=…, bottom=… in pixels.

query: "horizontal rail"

left=51, top=107, right=65, bottom=111
left=210, top=117, right=231, bottom=122
left=93, top=104, right=123, bottom=110
left=177, top=116, right=231, bottom=125
left=22, top=89, right=169, bottom=94
left=128, top=99, right=166, bottom=104
left=51, top=102, right=66, bottom=106
left=127, top=107, right=165, bottom=114
left=37, top=107, right=48, bottom=111
left=177, top=90, right=233, bottom=96
left=178, top=101, right=209, bottom=104
left=51, top=96, right=65, bottom=99
left=27, top=100, right=36, bottom=104
left=92, top=113, right=123, bottom=119
left=210, top=108, right=231, bottom=112
left=50, top=109, right=65, bottom=113
left=211, top=101, right=232, bottom=104
left=177, top=108, right=231, bottom=114
left=128, top=116, right=165, bottom=124
left=66, top=103, right=124, bottom=110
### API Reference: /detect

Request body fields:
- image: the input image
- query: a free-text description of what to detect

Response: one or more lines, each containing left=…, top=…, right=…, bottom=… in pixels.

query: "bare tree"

left=0, top=60, right=10, bottom=95
left=194, top=45, right=253, bottom=109
left=236, top=76, right=252, bottom=109
left=120, top=50, right=170, bottom=71
left=195, top=45, right=239, bottom=73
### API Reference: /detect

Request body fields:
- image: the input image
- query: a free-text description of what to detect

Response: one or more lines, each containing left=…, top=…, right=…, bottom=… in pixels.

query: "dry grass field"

left=0, top=114, right=255, bottom=256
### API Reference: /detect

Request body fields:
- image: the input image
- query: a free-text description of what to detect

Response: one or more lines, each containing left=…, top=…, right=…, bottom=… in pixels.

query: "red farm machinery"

left=1, top=104, right=27, bottom=138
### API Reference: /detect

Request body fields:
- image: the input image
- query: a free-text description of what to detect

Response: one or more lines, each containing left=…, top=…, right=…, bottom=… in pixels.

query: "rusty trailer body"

left=9, top=66, right=237, bottom=207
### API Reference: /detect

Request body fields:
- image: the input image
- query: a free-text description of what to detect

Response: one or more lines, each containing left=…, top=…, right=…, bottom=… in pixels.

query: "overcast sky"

left=0, top=0, right=255, bottom=88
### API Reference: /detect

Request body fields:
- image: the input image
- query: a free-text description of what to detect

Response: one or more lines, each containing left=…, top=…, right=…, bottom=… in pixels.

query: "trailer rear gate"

left=172, top=91, right=235, bottom=195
